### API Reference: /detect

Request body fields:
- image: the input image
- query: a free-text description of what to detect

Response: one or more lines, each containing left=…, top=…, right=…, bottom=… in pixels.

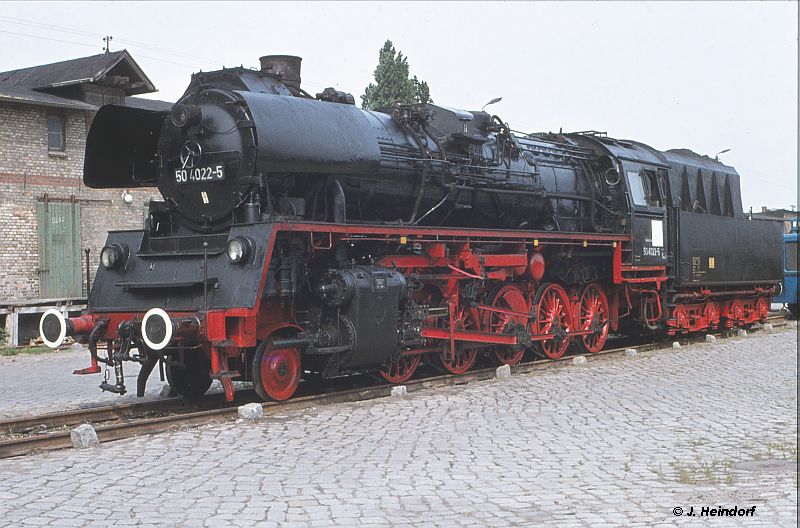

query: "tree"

left=361, top=40, right=432, bottom=110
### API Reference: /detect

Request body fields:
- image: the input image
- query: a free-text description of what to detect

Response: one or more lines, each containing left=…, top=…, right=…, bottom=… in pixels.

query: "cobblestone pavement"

left=0, top=328, right=796, bottom=527
left=0, top=346, right=171, bottom=418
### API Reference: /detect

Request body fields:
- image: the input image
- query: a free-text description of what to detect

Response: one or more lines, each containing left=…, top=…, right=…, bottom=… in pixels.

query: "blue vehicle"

left=773, top=218, right=798, bottom=317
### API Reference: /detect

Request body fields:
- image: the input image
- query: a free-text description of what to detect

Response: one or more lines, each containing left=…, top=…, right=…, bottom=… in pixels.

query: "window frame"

left=626, top=169, right=662, bottom=209
left=786, top=240, right=798, bottom=272
left=626, top=170, right=648, bottom=207
left=47, top=114, right=66, bottom=153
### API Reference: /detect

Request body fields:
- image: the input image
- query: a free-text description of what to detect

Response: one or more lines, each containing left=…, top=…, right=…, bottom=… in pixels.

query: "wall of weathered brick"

left=0, top=101, right=161, bottom=302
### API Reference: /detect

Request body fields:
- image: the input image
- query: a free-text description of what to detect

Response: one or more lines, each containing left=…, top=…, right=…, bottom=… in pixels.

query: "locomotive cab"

left=570, top=135, right=669, bottom=266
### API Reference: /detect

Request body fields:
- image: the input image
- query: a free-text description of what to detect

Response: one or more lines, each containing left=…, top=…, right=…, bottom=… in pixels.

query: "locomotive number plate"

left=174, top=165, right=225, bottom=184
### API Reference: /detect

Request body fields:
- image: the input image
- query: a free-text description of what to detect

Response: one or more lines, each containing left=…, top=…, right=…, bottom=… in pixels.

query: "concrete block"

left=237, top=403, right=263, bottom=421
left=737, top=329, right=748, bottom=337
left=572, top=356, right=587, bottom=366
left=624, top=348, right=637, bottom=357
left=763, top=323, right=774, bottom=333
left=159, top=385, right=177, bottom=399
left=788, top=320, right=797, bottom=329
left=495, top=364, right=511, bottom=379
left=672, top=342, right=681, bottom=349
left=705, top=334, right=717, bottom=343
left=390, top=385, right=407, bottom=397
left=70, top=423, right=99, bottom=449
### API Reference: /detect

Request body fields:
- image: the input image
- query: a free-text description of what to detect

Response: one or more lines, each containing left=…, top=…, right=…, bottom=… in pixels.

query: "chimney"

left=761, top=206, right=768, bottom=213
left=259, top=55, right=302, bottom=90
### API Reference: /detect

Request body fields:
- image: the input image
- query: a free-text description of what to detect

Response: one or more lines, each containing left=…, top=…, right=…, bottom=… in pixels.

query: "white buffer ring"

left=141, top=308, right=173, bottom=351
left=39, top=308, right=67, bottom=349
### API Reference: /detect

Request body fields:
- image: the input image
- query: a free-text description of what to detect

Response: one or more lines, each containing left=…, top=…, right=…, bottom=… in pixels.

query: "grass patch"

left=0, top=346, right=56, bottom=357
left=742, top=432, right=798, bottom=462
left=765, top=441, right=798, bottom=462
left=0, top=325, right=63, bottom=356
left=669, top=457, right=734, bottom=485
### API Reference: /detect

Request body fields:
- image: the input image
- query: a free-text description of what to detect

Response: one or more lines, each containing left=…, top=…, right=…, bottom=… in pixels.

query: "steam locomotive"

left=39, top=55, right=783, bottom=402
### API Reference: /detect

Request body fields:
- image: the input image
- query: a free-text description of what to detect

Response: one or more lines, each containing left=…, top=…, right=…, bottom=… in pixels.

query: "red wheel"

left=673, top=306, right=689, bottom=330
left=379, top=354, right=421, bottom=384
left=485, top=284, right=528, bottom=365
left=575, top=283, right=609, bottom=354
left=730, top=300, right=745, bottom=323
left=532, top=283, right=573, bottom=359
left=435, top=306, right=480, bottom=374
left=253, top=342, right=300, bottom=401
left=703, top=302, right=720, bottom=327
left=756, top=297, right=769, bottom=320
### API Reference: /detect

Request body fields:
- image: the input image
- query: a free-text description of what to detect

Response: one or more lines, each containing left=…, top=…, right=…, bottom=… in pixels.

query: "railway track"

left=0, top=315, right=790, bottom=459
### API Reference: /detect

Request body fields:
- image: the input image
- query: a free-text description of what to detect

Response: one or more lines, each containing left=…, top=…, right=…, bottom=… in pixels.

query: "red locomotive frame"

left=63, top=221, right=773, bottom=402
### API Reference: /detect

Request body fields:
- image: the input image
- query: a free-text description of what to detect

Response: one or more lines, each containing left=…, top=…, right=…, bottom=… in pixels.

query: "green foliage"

left=668, top=457, right=734, bottom=485
left=361, top=40, right=432, bottom=110
left=0, top=345, right=53, bottom=357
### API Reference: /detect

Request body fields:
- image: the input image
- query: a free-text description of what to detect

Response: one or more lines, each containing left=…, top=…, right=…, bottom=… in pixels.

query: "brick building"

left=751, top=206, right=798, bottom=234
left=0, top=51, right=170, bottom=345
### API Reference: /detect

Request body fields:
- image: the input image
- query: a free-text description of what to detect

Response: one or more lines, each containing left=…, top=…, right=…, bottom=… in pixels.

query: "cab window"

left=626, top=170, right=661, bottom=208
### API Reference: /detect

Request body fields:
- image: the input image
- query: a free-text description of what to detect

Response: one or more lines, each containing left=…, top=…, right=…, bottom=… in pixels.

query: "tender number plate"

left=174, top=165, right=224, bottom=184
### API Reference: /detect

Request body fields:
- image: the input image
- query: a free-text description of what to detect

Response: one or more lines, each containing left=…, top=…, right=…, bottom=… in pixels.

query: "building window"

left=47, top=115, right=65, bottom=152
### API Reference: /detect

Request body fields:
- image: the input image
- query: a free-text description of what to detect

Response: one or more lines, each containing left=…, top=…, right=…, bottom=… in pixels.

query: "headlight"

left=170, top=103, right=202, bottom=128
left=227, top=236, right=253, bottom=263
left=100, top=244, right=127, bottom=269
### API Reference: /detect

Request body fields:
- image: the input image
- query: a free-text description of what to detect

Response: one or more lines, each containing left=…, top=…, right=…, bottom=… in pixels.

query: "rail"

left=0, top=315, right=789, bottom=459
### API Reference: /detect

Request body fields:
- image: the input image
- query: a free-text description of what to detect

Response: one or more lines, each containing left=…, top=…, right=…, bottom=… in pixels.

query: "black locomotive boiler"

left=39, top=54, right=783, bottom=402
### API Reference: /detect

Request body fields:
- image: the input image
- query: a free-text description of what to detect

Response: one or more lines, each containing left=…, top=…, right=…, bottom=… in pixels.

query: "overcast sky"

left=1, top=1, right=797, bottom=212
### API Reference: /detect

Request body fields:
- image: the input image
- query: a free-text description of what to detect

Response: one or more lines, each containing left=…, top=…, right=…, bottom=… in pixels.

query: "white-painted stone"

left=705, top=334, right=717, bottom=343
left=237, top=403, right=263, bottom=421
left=737, top=329, right=748, bottom=337
left=763, top=323, right=774, bottom=333
left=672, top=342, right=681, bottom=349
left=495, top=364, right=511, bottom=379
left=70, top=423, right=99, bottom=449
left=159, top=385, right=176, bottom=399
left=572, top=356, right=587, bottom=366
left=788, top=320, right=797, bottom=329
left=624, top=348, right=637, bottom=357
left=390, top=385, right=407, bottom=397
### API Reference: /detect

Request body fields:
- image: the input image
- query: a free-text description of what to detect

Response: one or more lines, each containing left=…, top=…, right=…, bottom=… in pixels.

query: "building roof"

left=0, top=50, right=156, bottom=95
left=0, top=50, right=171, bottom=112
left=760, top=208, right=796, bottom=215
left=0, top=84, right=98, bottom=111
left=124, top=96, right=172, bottom=112
left=0, top=85, right=171, bottom=112
left=752, top=211, right=796, bottom=220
